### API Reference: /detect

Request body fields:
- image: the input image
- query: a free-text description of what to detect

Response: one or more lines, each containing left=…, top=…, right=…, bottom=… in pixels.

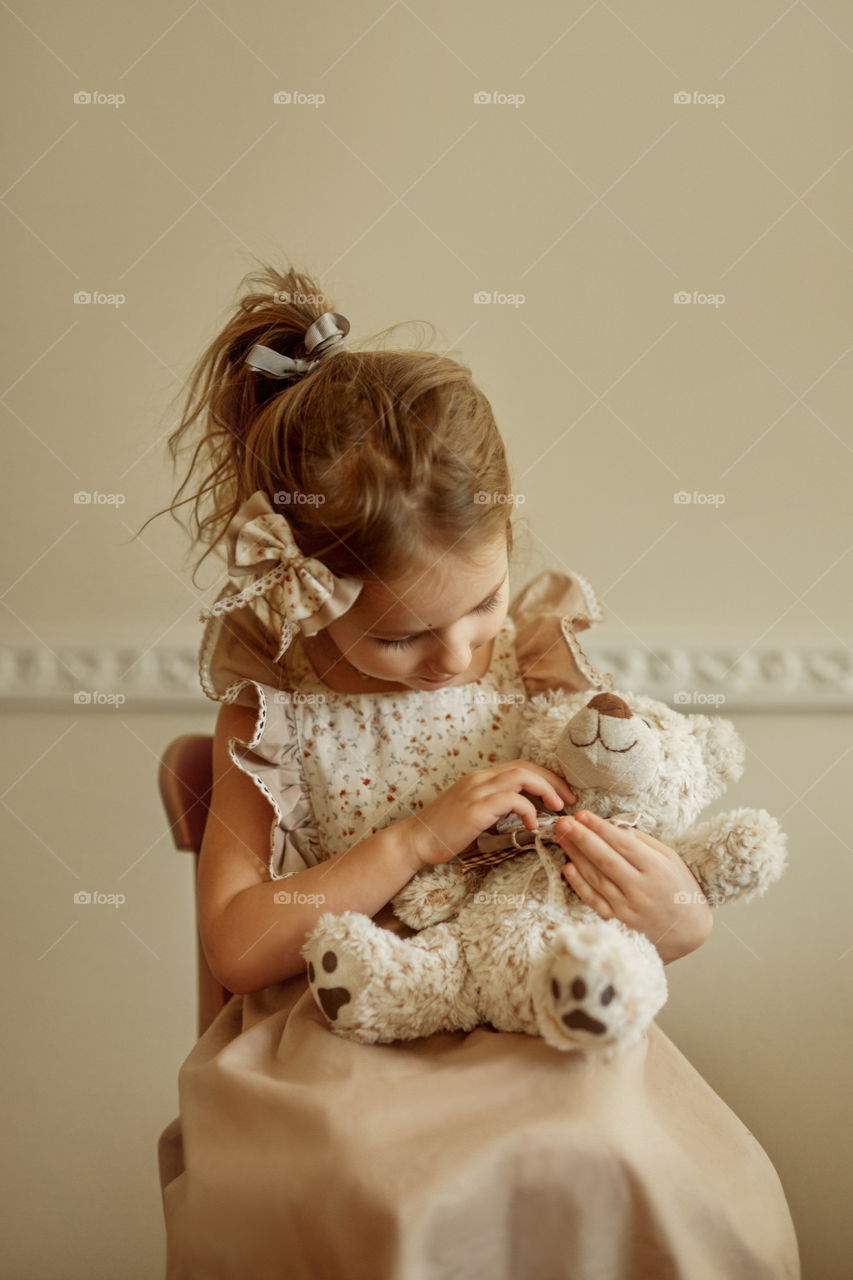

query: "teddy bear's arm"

left=391, top=862, right=479, bottom=929
left=669, top=807, right=788, bottom=906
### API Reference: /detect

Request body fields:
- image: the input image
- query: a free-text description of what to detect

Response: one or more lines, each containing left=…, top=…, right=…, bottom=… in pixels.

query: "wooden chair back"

left=158, top=734, right=232, bottom=1038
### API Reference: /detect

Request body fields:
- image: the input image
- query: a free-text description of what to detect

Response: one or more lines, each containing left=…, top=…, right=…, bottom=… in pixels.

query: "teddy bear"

left=301, top=688, right=788, bottom=1058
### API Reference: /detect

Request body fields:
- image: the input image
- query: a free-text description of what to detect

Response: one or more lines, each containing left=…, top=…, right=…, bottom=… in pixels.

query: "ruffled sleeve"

left=508, top=568, right=614, bottom=697
left=197, top=586, right=324, bottom=881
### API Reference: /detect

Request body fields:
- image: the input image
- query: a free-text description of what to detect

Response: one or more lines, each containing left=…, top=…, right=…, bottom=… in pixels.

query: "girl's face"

left=320, top=538, right=510, bottom=690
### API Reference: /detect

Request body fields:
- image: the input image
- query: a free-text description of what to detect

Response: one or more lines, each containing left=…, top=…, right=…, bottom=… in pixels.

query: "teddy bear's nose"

left=586, top=692, right=633, bottom=719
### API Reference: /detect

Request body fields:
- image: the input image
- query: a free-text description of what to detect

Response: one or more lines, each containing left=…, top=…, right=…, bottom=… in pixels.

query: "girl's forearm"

left=212, top=819, right=422, bottom=994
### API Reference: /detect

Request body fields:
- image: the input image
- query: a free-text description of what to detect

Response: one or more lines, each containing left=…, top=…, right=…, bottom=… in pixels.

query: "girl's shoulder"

left=508, top=567, right=614, bottom=697
left=198, top=583, right=298, bottom=707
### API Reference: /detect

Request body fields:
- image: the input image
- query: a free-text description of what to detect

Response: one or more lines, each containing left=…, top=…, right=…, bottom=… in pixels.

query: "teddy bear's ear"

left=690, top=714, right=745, bottom=794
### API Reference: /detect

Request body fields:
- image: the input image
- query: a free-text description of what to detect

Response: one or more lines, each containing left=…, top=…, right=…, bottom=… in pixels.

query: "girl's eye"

left=376, top=591, right=502, bottom=650
left=378, top=635, right=417, bottom=651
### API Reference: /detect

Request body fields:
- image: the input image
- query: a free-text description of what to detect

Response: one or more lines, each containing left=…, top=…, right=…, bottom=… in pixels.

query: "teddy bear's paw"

left=306, top=944, right=365, bottom=1024
left=544, top=956, right=625, bottom=1049
left=301, top=914, right=372, bottom=1034
left=391, top=863, right=474, bottom=929
left=532, top=924, right=663, bottom=1056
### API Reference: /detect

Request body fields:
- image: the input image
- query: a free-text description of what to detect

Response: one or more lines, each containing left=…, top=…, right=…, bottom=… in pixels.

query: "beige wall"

left=2, top=2, right=851, bottom=1277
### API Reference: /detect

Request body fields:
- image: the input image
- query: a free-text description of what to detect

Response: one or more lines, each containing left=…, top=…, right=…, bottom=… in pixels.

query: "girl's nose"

left=424, top=641, right=471, bottom=677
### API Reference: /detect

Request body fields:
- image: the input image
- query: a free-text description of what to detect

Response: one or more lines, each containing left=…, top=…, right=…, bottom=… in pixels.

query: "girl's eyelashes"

left=375, top=590, right=502, bottom=650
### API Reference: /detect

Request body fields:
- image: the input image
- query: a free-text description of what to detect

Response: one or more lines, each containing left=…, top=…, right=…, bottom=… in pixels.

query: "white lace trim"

left=570, top=569, right=605, bottom=624
left=559, top=615, right=614, bottom=691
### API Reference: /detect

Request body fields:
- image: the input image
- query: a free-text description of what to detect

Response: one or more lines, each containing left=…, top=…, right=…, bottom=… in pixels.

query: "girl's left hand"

left=552, top=810, right=713, bottom=964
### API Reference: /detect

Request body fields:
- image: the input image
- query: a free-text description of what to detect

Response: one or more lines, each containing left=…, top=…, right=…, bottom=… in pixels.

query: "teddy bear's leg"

left=301, top=911, right=479, bottom=1045
left=529, top=914, right=668, bottom=1057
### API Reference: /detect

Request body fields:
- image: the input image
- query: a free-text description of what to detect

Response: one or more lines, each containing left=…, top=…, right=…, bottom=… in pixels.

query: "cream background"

left=1, top=2, right=851, bottom=1277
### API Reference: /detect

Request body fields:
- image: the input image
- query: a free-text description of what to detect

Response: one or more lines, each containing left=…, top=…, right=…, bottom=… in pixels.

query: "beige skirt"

left=157, top=911, right=800, bottom=1280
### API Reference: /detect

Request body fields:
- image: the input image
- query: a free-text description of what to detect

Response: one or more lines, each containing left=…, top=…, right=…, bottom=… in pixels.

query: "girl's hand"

left=404, top=761, right=577, bottom=869
left=553, top=811, right=713, bottom=964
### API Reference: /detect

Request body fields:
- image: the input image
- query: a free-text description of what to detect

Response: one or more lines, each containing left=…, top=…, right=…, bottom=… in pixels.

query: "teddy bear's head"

left=520, top=688, right=745, bottom=838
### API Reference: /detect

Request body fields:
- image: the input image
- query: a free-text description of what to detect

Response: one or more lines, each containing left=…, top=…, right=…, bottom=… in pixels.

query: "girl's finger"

left=562, top=860, right=614, bottom=919
left=568, top=811, right=656, bottom=872
left=490, top=790, right=541, bottom=832
left=496, top=763, right=577, bottom=809
left=561, top=841, right=624, bottom=903
left=555, top=815, right=641, bottom=884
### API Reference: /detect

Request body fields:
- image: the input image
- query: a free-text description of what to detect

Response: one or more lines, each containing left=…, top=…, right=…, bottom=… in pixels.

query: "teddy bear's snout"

left=586, top=692, right=633, bottom=719
left=553, top=691, right=661, bottom=793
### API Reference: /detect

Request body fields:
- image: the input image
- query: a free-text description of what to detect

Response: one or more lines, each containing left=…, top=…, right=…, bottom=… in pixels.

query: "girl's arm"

left=553, top=811, right=714, bottom=964
left=197, top=703, right=424, bottom=994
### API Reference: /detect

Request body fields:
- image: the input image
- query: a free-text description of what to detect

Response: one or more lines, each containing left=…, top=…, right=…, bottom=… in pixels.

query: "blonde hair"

left=142, top=263, right=518, bottom=593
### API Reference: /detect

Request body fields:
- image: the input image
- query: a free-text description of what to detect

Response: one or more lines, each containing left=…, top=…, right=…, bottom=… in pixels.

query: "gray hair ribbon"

left=245, top=311, right=351, bottom=380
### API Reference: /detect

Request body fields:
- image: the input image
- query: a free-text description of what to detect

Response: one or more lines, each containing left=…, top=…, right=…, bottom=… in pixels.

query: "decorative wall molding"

left=1, top=640, right=851, bottom=713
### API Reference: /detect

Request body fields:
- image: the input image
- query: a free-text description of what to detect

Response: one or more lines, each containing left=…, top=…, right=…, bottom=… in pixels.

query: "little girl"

left=156, top=265, right=800, bottom=1279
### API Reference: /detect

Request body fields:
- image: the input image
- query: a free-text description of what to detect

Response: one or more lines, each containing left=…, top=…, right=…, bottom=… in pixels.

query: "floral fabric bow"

left=199, top=490, right=363, bottom=662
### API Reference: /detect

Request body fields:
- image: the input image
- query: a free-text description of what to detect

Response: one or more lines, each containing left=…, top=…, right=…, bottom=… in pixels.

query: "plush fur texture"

left=302, top=688, right=788, bottom=1057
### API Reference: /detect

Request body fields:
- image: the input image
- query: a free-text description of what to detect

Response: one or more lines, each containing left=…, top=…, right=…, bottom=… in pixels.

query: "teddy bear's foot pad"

left=303, top=923, right=372, bottom=1033
left=551, top=970, right=617, bottom=1041
left=306, top=948, right=354, bottom=1020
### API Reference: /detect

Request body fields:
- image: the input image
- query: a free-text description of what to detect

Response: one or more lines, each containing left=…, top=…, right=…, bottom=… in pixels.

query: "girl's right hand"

left=402, top=760, right=577, bottom=869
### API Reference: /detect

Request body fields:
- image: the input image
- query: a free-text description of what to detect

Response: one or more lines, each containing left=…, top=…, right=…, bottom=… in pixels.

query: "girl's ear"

left=689, top=714, right=745, bottom=795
